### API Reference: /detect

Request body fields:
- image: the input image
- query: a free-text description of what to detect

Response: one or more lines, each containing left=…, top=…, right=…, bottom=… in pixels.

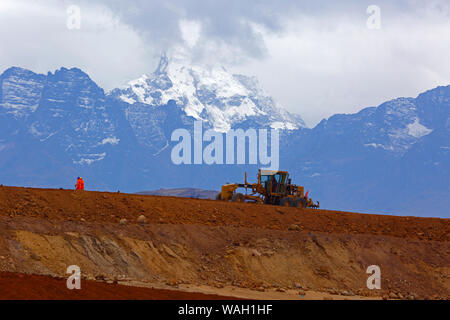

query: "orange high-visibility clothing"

left=76, top=178, right=85, bottom=190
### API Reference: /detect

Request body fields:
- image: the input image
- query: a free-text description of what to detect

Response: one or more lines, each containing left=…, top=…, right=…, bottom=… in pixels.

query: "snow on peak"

left=113, top=55, right=305, bottom=132
left=363, top=100, right=435, bottom=154
left=0, top=67, right=46, bottom=116
left=407, top=117, right=433, bottom=138
left=101, top=137, right=120, bottom=145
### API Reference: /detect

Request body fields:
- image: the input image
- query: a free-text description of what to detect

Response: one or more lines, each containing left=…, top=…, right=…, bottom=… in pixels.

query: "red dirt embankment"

left=0, top=186, right=448, bottom=300
left=0, top=186, right=447, bottom=241
left=0, top=272, right=239, bottom=300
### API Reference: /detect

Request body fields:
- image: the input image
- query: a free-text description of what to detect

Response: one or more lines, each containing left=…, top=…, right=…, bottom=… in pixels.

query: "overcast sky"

left=0, top=0, right=449, bottom=126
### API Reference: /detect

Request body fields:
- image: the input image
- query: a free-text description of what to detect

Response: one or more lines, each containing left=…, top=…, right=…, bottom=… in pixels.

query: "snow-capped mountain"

left=0, top=61, right=304, bottom=190
left=110, top=54, right=305, bottom=133
left=0, top=61, right=448, bottom=217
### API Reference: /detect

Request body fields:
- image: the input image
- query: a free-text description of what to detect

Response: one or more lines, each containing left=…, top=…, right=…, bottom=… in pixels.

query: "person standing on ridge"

left=75, top=177, right=85, bottom=190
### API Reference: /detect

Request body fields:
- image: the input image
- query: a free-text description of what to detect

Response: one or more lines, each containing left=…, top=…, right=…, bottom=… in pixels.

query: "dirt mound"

left=0, top=186, right=448, bottom=241
left=0, top=272, right=239, bottom=300
left=0, top=186, right=448, bottom=300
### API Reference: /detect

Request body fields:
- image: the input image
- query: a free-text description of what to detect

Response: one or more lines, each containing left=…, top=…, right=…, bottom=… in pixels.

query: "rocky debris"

left=340, top=290, right=350, bottom=296
left=294, top=282, right=303, bottom=289
left=119, top=218, right=127, bottom=225
left=288, top=224, right=301, bottom=231
left=389, top=292, right=398, bottom=299
left=116, top=275, right=132, bottom=282
left=137, top=215, right=147, bottom=224
left=314, top=266, right=330, bottom=279
left=166, top=279, right=178, bottom=287
left=328, top=288, right=338, bottom=295
left=95, top=275, right=106, bottom=281
left=162, top=244, right=179, bottom=259
left=212, top=282, right=224, bottom=289
left=262, top=250, right=275, bottom=257
left=298, top=290, right=306, bottom=296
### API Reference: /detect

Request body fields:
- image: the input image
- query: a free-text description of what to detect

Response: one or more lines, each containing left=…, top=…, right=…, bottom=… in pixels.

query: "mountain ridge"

left=109, top=55, right=305, bottom=133
left=0, top=61, right=448, bottom=217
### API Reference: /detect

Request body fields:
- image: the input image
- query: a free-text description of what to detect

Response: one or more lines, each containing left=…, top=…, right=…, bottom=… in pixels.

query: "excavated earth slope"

left=0, top=186, right=448, bottom=300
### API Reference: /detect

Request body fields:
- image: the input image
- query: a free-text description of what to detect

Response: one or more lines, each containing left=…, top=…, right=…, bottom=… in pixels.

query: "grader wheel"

left=215, top=192, right=222, bottom=200
left=293, top=198, right=306, bottom=208
left=232, top=193, right=245, bottom=203
left=280, top=197, right=291, bottom=207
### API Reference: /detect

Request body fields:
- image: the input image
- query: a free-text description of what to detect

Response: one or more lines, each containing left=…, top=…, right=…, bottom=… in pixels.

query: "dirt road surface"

left=0, top=272, right=240, bottom=300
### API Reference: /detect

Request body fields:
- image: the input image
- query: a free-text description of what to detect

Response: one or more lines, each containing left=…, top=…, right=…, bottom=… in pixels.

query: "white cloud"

left=0, top=0, right=449, bottom=127
left=179, top=20, right=201, bottom=48
left=0, top=0, right=154, bottom=89
left=233, top=9, right=450, bottom=126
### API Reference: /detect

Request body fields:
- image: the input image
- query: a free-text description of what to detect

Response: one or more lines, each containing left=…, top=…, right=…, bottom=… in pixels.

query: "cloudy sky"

left=0, top=0, right=449, bottom=126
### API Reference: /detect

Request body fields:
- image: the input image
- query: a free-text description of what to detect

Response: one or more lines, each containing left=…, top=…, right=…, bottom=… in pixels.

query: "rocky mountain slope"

left=0, top=57, right=448, bottom=217
left=281, top=86, right=450, bottom=216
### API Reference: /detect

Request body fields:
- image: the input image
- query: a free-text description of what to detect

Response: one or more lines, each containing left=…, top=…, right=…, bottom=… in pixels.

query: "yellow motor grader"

left=216, top=169, right=319, bottom=208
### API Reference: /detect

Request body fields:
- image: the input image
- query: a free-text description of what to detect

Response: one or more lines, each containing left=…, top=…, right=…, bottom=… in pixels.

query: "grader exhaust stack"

left=216, top=169, right=320, bottom=208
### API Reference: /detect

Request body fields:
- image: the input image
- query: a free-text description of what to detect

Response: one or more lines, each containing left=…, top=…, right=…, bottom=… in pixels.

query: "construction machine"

left=216, top=169, right=320, bottom=208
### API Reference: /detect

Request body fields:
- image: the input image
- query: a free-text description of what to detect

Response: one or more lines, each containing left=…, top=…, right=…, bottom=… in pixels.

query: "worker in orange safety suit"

left=75, top=177, right=85, bottom=190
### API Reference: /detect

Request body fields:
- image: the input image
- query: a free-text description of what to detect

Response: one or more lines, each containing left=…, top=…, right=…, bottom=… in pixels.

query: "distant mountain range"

left=0, top=56, right=448, bottom=217
left=281, top=86, right=450, bottom=217
left=137, top=188, right=218, bottom=200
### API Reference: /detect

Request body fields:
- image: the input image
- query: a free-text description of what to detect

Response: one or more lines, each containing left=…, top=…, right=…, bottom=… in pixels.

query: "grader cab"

left=217, top=169, right=319, bottom=208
